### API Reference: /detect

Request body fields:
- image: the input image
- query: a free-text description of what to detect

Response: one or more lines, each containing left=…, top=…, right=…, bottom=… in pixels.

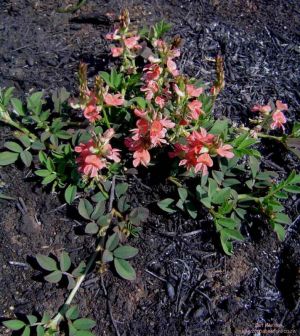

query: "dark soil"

left=0, top=1, right=299, bottom=335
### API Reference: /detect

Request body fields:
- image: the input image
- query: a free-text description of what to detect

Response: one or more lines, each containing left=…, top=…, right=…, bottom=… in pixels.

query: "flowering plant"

left=1, top=10, right=300, bottom=335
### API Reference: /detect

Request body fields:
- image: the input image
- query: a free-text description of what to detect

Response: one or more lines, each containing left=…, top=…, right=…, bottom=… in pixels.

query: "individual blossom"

left=104, top=93, right=124, bottom=106
left=216, top=144, right=234, bottom=159
left=155, top=96, right=166, bottom=109
left=111, top=47, right=124, bottom=57
left=251, top=104, right=272, bottom=114
left=173, top=84, right=185, bottom=97
left=186, top=84, right=203, bottom=98
left=141, top=80, right=159, bottom=101
left=167, top=57, right=179, bottom=77
left=270, top=111, right=286, bottom=130
left=124, top=36, right=140, bottom=49
left=83, top=95, right=101, bottom=122
left=187, top=100, right=204, bottom=120
left=143, top=64, right=162, bottom=82
left=275, top=100, right=288, bottom=111
left=105, top=29, right=121, bottom=41
left=133, top=149, right=151, bottom=167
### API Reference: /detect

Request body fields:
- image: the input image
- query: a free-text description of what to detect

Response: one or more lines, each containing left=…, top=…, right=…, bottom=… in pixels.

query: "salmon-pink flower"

left=155, top=96, right=166, bottom=109
left=187, top=100, right=204, bottom=120
left=83, top=99, right=101, bottom=122
left=124, top=36, right=140, bottom=49
left=111, top=47, right=124, bottom=57
left=143, top=64, right=162, bottom=82
left=167, top=58, right=179, bottom=77
left=186, top=84, right=203, bottom=98
left=271, top=111, right=286, bottom=130
left=134, top=108, right=148, bottom=118
left=133, top=149, right=151, bottom=167
left=105, top=29, right=120, bottom=40
left=104, top=93, right=124, bottom=106
left=251, top=104, right=272, bottom=114
left=141, top=80, right=159, bottom=101
left=195, top=153, right=213, bottom=175
left=216, top=144, right=234, bottom=159
left=275, top=100, right=288, bottom=111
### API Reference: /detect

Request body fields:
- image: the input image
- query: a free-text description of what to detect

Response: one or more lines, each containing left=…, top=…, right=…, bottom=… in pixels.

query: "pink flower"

left=111, top=47, right=124, bottom=57
left=276, top=100, right=288, bottom=111
left=271, top=111, right=286, bottom=130
left=141, top=80, right=159, bottom=100
left=143, top=64, right=162, bottom=82
left=186, top=84, right=203, bottom=98
left=155, top=96, right=166, bottom=109
left=167, top=58, right=179, bottom=77
left=194, top=153, right=213, bottom=175
left=104, top=93, right=124, bottom=106
left=251, top=104, right=272, bottom=114
left=105, top=29, right=120, bottom=40
left=216, top=144, right=234, bottom=159
left=134, top=108, right=148, bottom=118
left=84, top=104, right=101, bottom=123
left=187, top=100, right=204, bottom=120
left=133, top=149, right=151, bottom=167
left=124, top=36, right=140, bottom=49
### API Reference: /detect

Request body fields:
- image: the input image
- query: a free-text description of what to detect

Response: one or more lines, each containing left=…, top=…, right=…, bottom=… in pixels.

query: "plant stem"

left=257, top=133, right=283, bottom=142
left=237, top=194, right=260, bottom=202
left=103, top=108, right=111, bottom=128
left=48, top=243, right=102, bottom=330
left=2, top=118, right=37, bottom=140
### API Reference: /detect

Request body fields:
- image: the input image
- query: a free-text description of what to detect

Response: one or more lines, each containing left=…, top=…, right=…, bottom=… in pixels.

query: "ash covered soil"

left=0, top=0, right=300, bottom=335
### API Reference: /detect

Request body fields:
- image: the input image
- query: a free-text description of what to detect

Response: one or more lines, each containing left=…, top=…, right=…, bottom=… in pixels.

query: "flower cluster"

left=251, top=100, right=288, bottom=131
left=125, top=109, right=175, bottom=167
left=75, top=129, right=120, bottom=178
left=170, top=128, right=234, bottom=175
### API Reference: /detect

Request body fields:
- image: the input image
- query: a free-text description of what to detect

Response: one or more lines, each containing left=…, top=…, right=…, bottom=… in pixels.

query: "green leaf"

left=283, top=185, right=300, bottom=193
left=130, top=97, right=147, bottom=109
left=100, top=71, right=111, bottom=86
left=11, top=97, right=25, bottom=116
left=129, top=207, right=149, bottom=224
left=73, top=318, right=96, bottom=330
left=66, top=306, right=80, bottom=320
left=3, top=319, right=26, bottom=330
left=249, top=156, right=260, bottom=178
left=91, top=192, right=107, bottom=202
left=60, top=251, right=71, bottom=272
left=44, top=270, right=62, bottom=283
left=91, top=202, right=105, bottom=220
left=31, top=140, right=45, bottom=150
left=208, top=178, right=218, bottom=198
left=115, top=183, right=129, bottom=198
left=114, top=258, right=136, bottom=281
left=27, top=315, right=37, bottom=325
left=36, top=254, right=58, bottom=271
left=35, top=169, right=51, bottom=177
left=220, top=234, right=233, bottom=256
left=218, top=217, right=236, bottom=229
left=209, top=119, right=228, bottom=136
left=42, top=173, right=57, bottom=185
left=41, top=312, right=51, bottom=324
left=102, top=249, right=114, bottom=262
left=274, top=223, right=285, bottom=241
left=37, top=325, right=45, bottom=336
left=274, top=213, right=292, bottom=225
left=211, top=187, right=231, bottom=205
left=113, top=246, right=138, bottom=259
left=78, top=199, right=93, bottom=220
left=65, top=185, right=77, bottom=204
left=72, top=261, right=86, bottom=277
left=185, top=200, right=197, bottom=219
left=222, top=228, right=244, bottom=241
left=223, top=178, right=240, bottom=187
left=212, top=170, right=224, bottom=185
left=0, top=151, right=19, bottom=165
left=157, top=198, right=176, bottom=213
left=21, top=326, right=30, bottom=336
left=85, top=222, right=99, bottom=235
left=178, top=187, right=188, bottom=201
left=75, top=331, right=94, bottom=336
left=105, top=233, right=119, bottom=251
left=20, top=150, right=32, bottom=167
left=19, top=135, right=31, bottom=148
left=4, top=141, right=23, bottom=153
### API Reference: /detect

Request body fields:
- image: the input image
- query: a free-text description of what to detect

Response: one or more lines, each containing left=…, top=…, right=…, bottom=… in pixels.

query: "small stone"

left=27, top=57, right=34, bottom=66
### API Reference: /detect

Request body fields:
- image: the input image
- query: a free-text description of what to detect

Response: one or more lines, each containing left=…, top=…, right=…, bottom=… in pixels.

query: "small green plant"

left=1, top=9, right=299, bottom=334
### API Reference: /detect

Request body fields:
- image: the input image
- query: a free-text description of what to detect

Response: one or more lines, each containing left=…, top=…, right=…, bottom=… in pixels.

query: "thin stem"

left=48, top=243, right=102, bottom=330
left=103, top=108, right=111, bottom=128
left=2, top=118, right=37, bottom=140
left=257, top=133, right=283, bottom=142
